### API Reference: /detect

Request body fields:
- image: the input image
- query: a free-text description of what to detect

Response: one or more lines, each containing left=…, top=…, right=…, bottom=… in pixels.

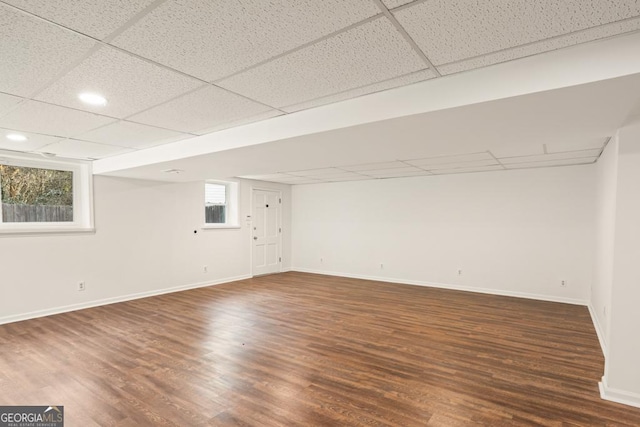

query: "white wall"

left=0, top=175, right=291, bottom=324
left=292, top=166, right=595, bottom=303
left=591, top=137, right=619, bottom=351
left=602, top=121, right=640, bottom=406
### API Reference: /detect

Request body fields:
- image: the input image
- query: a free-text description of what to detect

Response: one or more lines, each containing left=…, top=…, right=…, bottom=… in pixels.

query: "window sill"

left=0, top=227, right=96, bottom=237
left=201, top=224, right=241, bottom=230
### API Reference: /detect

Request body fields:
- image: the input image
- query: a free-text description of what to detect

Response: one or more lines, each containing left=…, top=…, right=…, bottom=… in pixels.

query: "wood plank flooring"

left=1, top=272, right=639, bottom=426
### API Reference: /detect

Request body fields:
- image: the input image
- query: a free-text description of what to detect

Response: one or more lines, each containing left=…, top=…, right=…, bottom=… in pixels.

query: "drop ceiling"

left=1, top=0, right=640, bottom=182
left=242, top=145, right=606, bottom=184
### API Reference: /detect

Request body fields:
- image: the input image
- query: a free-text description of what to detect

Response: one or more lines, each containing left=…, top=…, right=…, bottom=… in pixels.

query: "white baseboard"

left=600, top=378, right=640, bottom=409
left=292, top=268, right=589, bottom=306
left=0, top=274, right=251, bottom=326
left=587, top=303, right=607, bottom=356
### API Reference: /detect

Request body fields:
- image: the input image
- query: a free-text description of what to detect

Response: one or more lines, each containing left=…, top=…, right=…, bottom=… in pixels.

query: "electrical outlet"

left=457, top=269, right=462, bottom=276
left=380, top=263, right=384, bottom=269
left=561, top=280, right=567, bottom=287
left=203, top=265, right=208, bottom=273
left=77, top=281, right=85, bottom=291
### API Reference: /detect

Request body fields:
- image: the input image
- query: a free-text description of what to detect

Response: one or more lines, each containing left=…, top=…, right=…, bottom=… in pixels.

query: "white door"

left=252, top=189, right=281, bottom=276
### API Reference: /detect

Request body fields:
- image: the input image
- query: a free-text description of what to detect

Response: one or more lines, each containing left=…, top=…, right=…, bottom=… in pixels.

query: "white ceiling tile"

left=288, top=168, right=346, bottom=177
left=505, top=158, right=598, bottom=169
left=2, top=0, right=158, bottom=40
left=545, top=138, right=608, bottom=154
left=112, top=0, right=380, bottom=82
left=302, top=172, right=365, bottom=179
left=283, top=180, right=320, bottom=185
left=341, top=161, right=409, bottom=172
left=36, top=139, right=134, bottom=160
left=382, top=0, right=416, bottom=9
left=323, top=176, right=372, bottom=182
left=0, top=4, right=97, bottom=97
left=218, top=18, right=425, bottom=108
left=128, top=85, right=275, bottom=133
left=77, top=121, right=190, bottom=149
left=0, top=93, right=25, bottom=116
left=406, top=152, right=494, bottom=167
left=363, top=167, right=426, bottom=177
left=489, top=145, right=545, bottom=158
left=274, top=174, right=311, bottom=180
left=0, top=101, right=116, bottom=137
left=431, top=165, right=505, bottom=175
left=281, top=69, right=436, bottom=113
left=439, top=18, right=640, bottom=75
left=395, top=0, right=640, bottom=66
left=424, top=159, right=500, bottom=170
left=0, top=128, right=62, bottom=151
left=369, top=170, right=432, bottom=179
left=275, top=178, right=319, bottom=184
left=499, top=149, right=602, bottom=164
left=36, top=46, right=202, bottom=118
left=194, top=111, right=284, bottom=136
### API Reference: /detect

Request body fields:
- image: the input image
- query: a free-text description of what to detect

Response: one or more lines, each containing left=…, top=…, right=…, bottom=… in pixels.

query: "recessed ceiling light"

left=6, top=133, right=28, bottom=142
left=78, top=92, right=107, bottom=106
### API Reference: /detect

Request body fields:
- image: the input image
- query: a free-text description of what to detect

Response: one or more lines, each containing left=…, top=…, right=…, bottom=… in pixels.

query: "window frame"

left=202, top=180, right=240, bottom=229
left=0, top=151, right=94, bottom=235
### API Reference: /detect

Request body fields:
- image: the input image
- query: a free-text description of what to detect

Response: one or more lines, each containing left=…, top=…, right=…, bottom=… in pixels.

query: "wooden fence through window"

left=1, top=203, right=73, bottom=222
left=205, top=205, right=226, bottom=224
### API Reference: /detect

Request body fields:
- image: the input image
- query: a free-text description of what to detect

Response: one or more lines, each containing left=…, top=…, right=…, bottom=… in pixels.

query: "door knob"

left=253, top=236, right=258, bottom=240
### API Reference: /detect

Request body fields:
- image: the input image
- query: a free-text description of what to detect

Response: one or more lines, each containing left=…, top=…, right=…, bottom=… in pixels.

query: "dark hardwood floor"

left=1, top=272, right=639, bottom=426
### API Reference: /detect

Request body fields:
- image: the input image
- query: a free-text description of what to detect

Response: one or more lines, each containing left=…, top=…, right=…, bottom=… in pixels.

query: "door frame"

left=250, top=186, right=283, bottom=277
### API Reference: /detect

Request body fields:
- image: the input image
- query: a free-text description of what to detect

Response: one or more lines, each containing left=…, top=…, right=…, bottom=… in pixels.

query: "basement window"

left=0, top=152, right=94, bottom=234
left=203, top=181, right=239, bottom=229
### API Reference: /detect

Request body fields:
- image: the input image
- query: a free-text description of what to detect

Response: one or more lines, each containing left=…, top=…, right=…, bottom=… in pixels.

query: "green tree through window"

left=0, top=165, right=72, bottom=206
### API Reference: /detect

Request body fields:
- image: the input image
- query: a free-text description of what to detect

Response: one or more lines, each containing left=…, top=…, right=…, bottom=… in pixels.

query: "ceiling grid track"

left=279, top=68, right=433, bottom=112
left=100, top=0, right=172, bottom=43
left=371, top=0, right=442, bottom=77
left=212, top=14, right=385, bottom=84
left=436, top=17, right=640, bottom=72
left=390, top=0, right=428, bottom=13
left=0, top=0, right=288, bottom=117
left=486, top=151, right=507, bottom=169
